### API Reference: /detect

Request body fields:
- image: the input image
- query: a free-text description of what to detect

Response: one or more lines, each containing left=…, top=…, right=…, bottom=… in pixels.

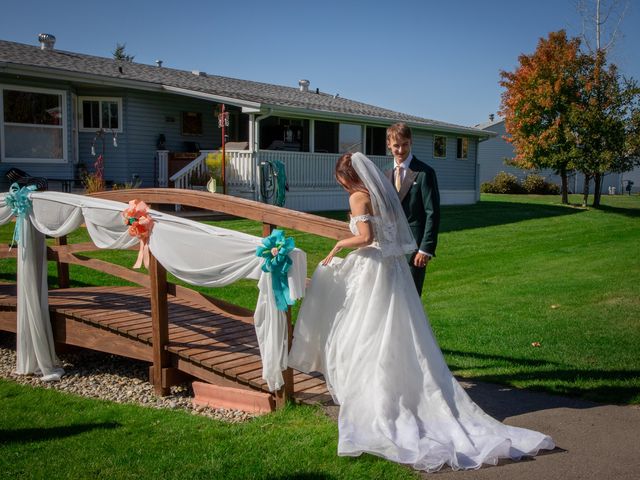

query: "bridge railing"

left=60, top=189, right=349, bottom=405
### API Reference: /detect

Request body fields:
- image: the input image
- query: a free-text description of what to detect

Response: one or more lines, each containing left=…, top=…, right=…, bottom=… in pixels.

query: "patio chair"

left=4, top=167, right=48, bottom=191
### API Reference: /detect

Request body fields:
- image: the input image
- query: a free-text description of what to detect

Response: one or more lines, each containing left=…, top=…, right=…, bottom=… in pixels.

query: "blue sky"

left=2, top=0, right=638, bottom=127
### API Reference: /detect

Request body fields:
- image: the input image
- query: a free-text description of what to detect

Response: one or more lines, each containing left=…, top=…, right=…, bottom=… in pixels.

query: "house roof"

left=0, top=39, right=490, bottom=137
left=475, top=117, right=505, bottom=130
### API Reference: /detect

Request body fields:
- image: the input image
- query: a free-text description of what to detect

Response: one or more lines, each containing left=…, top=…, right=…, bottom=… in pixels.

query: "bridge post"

left=149, top=251, right=170, bottom=396
left=55, top=236, right=69, bottom=288
left=275, top=306, right=295, bottom=408
left=264, top=222, right=295, bottom=408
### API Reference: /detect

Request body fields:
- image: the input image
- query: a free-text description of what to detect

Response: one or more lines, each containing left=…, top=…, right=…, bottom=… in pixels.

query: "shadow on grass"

left=592, top=203, right=640, bottom=218
left=0, top=422, right=121, bottom=444
left=315, top=201, right=584, bottom=234
left=440, top=200, right=583, bottom=233
left=443, top=349, right=640, bottom=414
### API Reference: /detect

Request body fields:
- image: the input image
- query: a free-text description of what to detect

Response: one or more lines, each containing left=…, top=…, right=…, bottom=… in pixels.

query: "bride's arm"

left=321, top=192, right=373, bottom=265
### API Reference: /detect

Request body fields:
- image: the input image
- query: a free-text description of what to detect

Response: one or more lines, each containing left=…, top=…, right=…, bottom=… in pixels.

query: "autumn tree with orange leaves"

left=499, top=30, right=583, bottom=204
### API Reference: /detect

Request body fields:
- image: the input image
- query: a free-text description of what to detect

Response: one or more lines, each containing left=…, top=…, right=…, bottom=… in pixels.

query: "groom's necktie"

left=395, top=166, right=403, bottom=192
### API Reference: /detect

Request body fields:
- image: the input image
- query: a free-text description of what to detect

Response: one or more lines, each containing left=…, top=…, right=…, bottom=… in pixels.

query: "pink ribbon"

left=122, top=200, right=154, bottom=269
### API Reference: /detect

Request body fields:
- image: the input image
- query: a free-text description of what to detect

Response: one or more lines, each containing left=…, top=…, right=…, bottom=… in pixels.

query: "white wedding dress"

left=289, top=212, right=555, bottom=472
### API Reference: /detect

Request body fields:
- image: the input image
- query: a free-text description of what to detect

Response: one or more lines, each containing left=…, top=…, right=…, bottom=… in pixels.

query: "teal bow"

left=5, top=183, right=36, bottom=248
left=256, top=229, right=295, bottom=311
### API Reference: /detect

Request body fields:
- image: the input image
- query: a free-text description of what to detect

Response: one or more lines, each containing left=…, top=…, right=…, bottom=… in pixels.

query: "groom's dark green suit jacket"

left=386, top=156, right=441, bottom=257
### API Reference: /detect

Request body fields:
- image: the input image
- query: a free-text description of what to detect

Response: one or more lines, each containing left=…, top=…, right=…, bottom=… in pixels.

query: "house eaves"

left=264, top=103, right=493, bottom=139
left=161, top=85, right=261, bottom=110
left=0, top=62, right=166, bottom=94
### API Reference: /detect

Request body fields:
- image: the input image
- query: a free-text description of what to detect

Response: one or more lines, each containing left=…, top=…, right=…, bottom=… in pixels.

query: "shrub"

left=522, top=174, right=560, bottom=194
left=483, top=171, right=523, bottom=194
left=482, top=172, right=560, bottom=195
left=521, top=174, right=547, bottom=194
left=82, top=172, right=105, bottom=193
left=546, top=182, right=560, bottom=195
left=480, top=181, right=495, bottom=193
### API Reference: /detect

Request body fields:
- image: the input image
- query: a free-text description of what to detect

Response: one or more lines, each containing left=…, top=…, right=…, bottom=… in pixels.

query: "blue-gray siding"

left=412, top=131, right=478, bottom=191
left=0, top=74, right=221, bottom=189
left=477, top=120, right=627, bottom=194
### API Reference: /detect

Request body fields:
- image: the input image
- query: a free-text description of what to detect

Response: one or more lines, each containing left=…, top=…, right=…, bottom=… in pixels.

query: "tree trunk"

left=582, top=173, right=591, bottom=207
left=560, top=168, right=569, bottom=204
left=592, top=172, right=603, bottom=208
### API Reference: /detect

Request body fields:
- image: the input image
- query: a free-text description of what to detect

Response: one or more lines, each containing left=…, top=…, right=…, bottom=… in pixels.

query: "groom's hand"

left=413, top=252, right=431, bottom=269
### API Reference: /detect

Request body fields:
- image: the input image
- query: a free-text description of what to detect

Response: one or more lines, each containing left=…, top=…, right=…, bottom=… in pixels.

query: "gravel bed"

left=0, top=333, right=255, bottom=423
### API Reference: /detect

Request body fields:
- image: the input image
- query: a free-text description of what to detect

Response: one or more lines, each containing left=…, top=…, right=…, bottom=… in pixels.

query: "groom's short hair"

left=387, top=122, right=412, bottom=141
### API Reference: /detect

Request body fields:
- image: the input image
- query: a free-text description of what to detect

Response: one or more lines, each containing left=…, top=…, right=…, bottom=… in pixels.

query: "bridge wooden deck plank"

left=0, top=284, right=332, bottom=404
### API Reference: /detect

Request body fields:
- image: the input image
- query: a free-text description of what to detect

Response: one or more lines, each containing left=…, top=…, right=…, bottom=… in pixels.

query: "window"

left=1, top=85, right=67, bottom=162
left=314, top=120, right=338, bottom=153
left=79, top=97, right=122, bottom=132
left=339, top=124, right=362, bottom=153
left=260, top=116, right=309, bottom=151
left=314, top=121, right=362, bottom=153
left=456, top=137, right=468, bottom=159
left=181, top=111, right=203, bottom=136
left=434, top=135, right=447, bottom=158
left=366, top=126, right=387, bottom=156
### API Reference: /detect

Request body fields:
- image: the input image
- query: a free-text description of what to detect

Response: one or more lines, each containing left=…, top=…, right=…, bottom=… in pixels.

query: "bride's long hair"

left=335, top=153, right=369, bottom=194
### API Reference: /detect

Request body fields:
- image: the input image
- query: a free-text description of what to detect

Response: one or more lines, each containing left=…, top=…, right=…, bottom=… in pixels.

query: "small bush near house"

left=481, top=172, right=560, bottom=195
left=82, top=172, right=105, bottom=193
left=480, top=171, right=523, bottom=194
left=521, top=174, right=560, bottom=195
left=112, top=177, right=142, bottom=190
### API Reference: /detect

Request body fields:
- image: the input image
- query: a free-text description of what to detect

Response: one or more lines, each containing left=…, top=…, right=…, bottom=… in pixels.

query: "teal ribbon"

left=272, top=160, right=287, bottom=207
left=5, top=183, right=36, bottom=248
left=256, top=229, right=295, bottom=311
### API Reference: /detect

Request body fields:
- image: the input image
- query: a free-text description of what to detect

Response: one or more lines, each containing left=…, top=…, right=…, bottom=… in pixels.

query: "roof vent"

left=299, top=79, right=310, bottom=92
left=192, top=70, right=207, bottom=77
left=38, top=33, right=56, bottom=51
left=156, top=59, right=163, bottom=68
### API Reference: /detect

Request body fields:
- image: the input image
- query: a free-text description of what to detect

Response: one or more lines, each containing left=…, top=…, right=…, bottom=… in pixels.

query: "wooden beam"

left=51, top=313, right=153, bottom=361
left=54, top=236, right=69, bottom=289
left=90, top=189, right=351, bottom=240
left=0, top=310, right=16, bottom=333
left=149, top=251, right=170, bottom=395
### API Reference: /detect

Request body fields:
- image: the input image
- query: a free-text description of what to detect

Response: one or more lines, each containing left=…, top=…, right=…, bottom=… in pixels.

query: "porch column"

left=248, top=114, right=255, bottom=153
left=157, top=150, right=169, bottom=187
left=309, top=119, right=315, bottom=153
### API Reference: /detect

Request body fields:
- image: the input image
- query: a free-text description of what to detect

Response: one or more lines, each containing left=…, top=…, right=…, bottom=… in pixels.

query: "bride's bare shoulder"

left=348, top=191, right=372, bottom=214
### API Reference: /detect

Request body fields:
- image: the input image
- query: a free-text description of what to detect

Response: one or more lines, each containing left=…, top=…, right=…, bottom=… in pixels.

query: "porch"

left=159, top=149, right=393, bottom=212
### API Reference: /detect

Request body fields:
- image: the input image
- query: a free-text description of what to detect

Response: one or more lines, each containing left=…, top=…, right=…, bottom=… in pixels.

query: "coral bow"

left=122, top=199, right=154, bottom=269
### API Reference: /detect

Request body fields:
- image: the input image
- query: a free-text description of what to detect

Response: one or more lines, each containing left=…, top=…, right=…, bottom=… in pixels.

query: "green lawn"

left=0, top=193, right=638, bottom=479
left=426, top=194, right=639, bottom=404
left=0, top=380, right=414, bottom=480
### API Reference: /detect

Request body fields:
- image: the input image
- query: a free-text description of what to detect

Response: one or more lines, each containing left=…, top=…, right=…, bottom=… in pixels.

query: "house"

left=1, top=35, right=494, bottom=211
left=477, top=116, right=638, bottom=195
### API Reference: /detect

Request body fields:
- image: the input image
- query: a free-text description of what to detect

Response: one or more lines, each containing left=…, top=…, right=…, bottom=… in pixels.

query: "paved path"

left=433, top=380, right=640, bottom=479
left=324, top=380, right=640, bottom=479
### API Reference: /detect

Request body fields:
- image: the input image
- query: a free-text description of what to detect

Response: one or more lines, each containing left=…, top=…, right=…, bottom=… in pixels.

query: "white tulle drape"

left=0, top=191, right=306, bottom=391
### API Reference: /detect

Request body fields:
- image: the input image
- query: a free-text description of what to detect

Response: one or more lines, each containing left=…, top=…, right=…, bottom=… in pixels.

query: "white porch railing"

left=168, top=150, right=257, bottom=192
left=164, top=149, right=393, bottom=210
left=256, top=151, right=391, bottom=189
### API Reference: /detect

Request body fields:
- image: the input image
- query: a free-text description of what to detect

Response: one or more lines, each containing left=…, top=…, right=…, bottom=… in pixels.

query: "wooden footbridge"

left=0, top=189, right=350, bottom=411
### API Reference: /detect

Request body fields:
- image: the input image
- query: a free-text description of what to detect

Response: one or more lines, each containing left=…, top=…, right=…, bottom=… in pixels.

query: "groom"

left=385, top=123, right=440, bottom=295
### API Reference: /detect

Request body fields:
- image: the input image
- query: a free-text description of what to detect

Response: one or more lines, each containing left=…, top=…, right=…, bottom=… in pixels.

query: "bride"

left=288, top=152, right=554, bottom=472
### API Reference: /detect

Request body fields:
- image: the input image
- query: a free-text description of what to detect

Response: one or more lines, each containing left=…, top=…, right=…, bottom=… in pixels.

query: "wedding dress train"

left=289, top=214, right=554, bottom=472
